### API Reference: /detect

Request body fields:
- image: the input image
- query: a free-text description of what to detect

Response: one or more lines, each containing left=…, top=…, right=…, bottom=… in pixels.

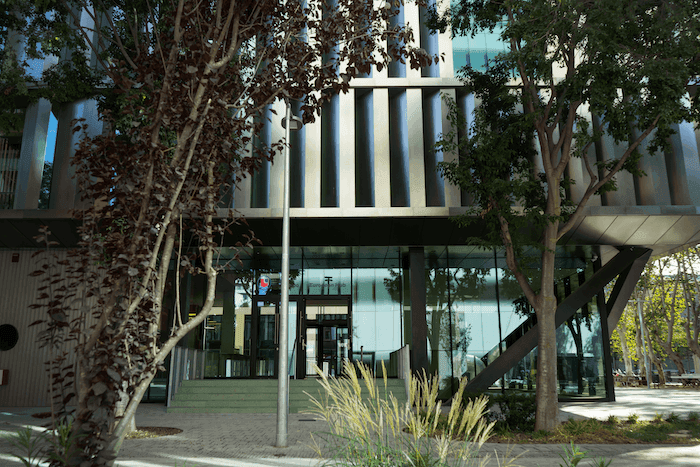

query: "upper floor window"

left=452, top=22, right=507, bottom=73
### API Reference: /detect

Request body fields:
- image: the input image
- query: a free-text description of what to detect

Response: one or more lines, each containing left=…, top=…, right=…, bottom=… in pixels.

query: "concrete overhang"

left=1, top=206, right=700, bottom=257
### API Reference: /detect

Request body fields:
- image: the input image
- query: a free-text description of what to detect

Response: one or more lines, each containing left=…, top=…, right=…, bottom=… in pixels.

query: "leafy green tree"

left=642, top=257, right=689, bottom=378
left=678, top=246, right=700, bottom=367
left=432, top=0, right=700, bottom=430
left=611, top=301, right=638, bottom=375
left=7, top=0, right=435, bottom=464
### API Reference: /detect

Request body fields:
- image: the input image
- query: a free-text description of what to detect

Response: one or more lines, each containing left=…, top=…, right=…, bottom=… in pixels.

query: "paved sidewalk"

left=1, top=387, right=699, bottom=466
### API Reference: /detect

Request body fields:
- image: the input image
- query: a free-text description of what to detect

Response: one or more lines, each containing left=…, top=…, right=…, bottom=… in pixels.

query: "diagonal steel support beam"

left=606, top=249, right=652, bottom=331
left=465, top=247, right=652, bottom=391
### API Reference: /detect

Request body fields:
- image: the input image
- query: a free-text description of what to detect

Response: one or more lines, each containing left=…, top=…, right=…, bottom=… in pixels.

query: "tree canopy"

left=432, top=0, right=700, bottom=431
left=3, top=0, right=435, bottom=464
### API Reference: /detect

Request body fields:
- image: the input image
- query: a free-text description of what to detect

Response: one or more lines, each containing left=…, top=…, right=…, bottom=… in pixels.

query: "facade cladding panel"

left=3, top=2, right=700, bottom=407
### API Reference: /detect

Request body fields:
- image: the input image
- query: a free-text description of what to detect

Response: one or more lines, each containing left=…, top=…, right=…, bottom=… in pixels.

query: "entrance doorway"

left=297, top=298, right=352, bottom=378
left=203, top=295, right=351, bottom=378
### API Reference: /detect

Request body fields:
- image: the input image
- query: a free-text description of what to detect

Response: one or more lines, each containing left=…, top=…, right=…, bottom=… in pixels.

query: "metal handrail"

left=288, top=335, right=298, bottom=378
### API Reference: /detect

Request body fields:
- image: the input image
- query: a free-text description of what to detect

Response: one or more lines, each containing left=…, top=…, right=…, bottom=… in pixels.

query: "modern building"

left=2, top=3, right=700, bottom=407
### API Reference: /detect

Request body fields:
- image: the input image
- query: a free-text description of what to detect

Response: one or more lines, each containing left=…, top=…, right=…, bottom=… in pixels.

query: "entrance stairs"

left=167, top=378, right=408, bottom=414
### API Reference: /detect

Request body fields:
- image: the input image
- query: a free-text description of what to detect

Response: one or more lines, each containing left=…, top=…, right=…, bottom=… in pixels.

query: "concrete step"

left=168, top=378, right=407, bottom=413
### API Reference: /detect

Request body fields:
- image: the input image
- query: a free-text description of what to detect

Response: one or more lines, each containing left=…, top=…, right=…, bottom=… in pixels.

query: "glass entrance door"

left=250, top=297, right=299, bottom=378
left=253, top=299, right=278, bottom=377
left=217, top=295, right=346, bottom=379
left=298, top=298, right=352, bottom=378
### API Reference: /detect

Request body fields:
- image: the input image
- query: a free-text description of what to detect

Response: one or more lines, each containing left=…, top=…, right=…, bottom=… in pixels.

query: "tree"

left=611, top=301, right=638, bottom=376
left=10, top=0, right=435, bottom=464
left=678, top=246, right=700, bottom=366
left=642, top=256, right=689, bottom=378
left=432, top=0, right=700, bottom=431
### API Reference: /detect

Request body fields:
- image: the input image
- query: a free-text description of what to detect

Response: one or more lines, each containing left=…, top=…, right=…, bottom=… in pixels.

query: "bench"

left=670, top=374, right=700, bottom=387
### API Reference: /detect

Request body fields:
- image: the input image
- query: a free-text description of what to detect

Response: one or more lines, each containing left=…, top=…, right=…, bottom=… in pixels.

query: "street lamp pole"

left=276, top=98, right=302, bottom=448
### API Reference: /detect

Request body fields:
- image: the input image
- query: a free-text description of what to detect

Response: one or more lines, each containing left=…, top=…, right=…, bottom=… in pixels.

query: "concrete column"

left=441, top=88, right=460, bottom=208
left=665, top=122, right=695, bottom=205
left=409, top=247, right=429, bottom=374
left=404, top=2, right=422, bottom=80
left=233, top=164, right=252, bottom=209
left=419, top=2, right=439, bottom=78
left=422, top=90, right=444, bottom=206
left=592, top=114, right=636, bottom=207
left=566, top=114, right=588, bottom=205
left=437, top=3, right=454, bottom=79
left=373, top=89, right=391, bottom=208
left=338, top=90, right=355, bottom=209
left=304, top=112, right=322, bottom=209
left=14, top=99, right=51, bottom=209
left=407, top=89, right=426, bottom=208
left=50, top=99, right=102, bottom=210
left=457, top=93, right=476, bottom=206
left=633, top=128, right=671, bottom=206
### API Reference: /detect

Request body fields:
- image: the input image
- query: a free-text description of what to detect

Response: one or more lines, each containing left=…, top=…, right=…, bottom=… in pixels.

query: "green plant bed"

left=485, top=416, right=700, bottom=444
left=439, top=389, right=700, bottom=445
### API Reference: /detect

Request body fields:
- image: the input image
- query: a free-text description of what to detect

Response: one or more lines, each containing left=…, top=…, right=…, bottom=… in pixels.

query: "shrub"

left=476, top=392, right=537, bottom=433
left=626, top=413, right=639, bottom=424
left=559, top=442, right=612, bottom=467
left=4, top=427, right=45, bottom=467
left=4, top=418, right=77, bottom=466
left=687, top=412, right=699, bottom=422
left=306, top=361, right=501, bottom=467
left=558, top=419, right=603, bottom=437
left=666, top=412, right=680, bottom=423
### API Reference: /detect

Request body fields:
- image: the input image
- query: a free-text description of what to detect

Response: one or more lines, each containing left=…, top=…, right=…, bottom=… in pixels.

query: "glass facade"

left=177, top=244, right=609, bottom=400
left=452, top=22, right=508, bottom=72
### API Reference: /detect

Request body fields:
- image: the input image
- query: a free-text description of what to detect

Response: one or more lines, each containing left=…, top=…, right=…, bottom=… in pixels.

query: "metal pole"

left=493, top=248, right=505, bottom=393
left=276, top=98, right=292, bottom=447
left=636, top=294, right=652, bottom=389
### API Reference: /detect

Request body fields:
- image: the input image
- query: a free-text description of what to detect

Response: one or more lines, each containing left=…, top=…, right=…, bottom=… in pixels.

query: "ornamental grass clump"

left=306, top=361, right=500, bottom=467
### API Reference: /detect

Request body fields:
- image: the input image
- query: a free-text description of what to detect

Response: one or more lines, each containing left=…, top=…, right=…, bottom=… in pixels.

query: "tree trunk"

left=104, top=369, right=159, bottom=466
left=535, top=299, right=558, bottom=431
left=657, top=337, right=686, bottom=376
left=643, top=321, right=665, bottom=385
left=668, top=353, right=686, bottom=376
left=114, top=383, right=137, bottom=436
left=686, top=328, right=700, bottom=362
left=658, top=265, right=684, bottom=378
left=616, top=319, right=634, bottom=375
left=634, top=316, right=646, bottom=376
left=683, top=295, right=700, bottom=362
left=621, top=338, right=634, bottom=375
